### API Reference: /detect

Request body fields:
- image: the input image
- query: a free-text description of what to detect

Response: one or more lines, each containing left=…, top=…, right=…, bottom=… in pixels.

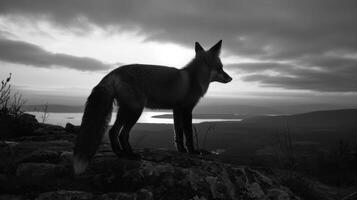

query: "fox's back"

left=109, top=64, right=190, bottom=108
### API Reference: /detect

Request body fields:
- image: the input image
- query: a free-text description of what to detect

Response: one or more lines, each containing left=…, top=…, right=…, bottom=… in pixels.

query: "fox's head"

left=195, top=40, right=232, bottom=83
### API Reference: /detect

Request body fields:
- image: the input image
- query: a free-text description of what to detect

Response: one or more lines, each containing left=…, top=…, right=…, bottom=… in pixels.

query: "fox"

left=73, top=40, right=232, bottom=174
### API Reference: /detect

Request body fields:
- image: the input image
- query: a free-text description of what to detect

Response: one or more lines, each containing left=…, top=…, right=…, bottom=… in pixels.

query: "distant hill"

left=242, top=109, right=357, bottom=130
left=23, top=104, right=85, bottom=113
left=194, top=104, right=285, bottom=115
left=153, top=113, right=247, bottom=119
left=23, top=103, right=283, bottom=115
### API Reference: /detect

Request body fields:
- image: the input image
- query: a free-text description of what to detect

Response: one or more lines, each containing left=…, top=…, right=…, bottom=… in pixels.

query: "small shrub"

left=271, top=123, right=297, bottom=171
left=34, top=103, right=50, bottom=123
left=0, top=73, right=12, bottom=114
left=0, top=73, right=26, bottom=118
left=202, top=123, right=216, bottom=150
left=192, top=123, right=216, bottom=154
left=0, top=73, right=37, bottom=138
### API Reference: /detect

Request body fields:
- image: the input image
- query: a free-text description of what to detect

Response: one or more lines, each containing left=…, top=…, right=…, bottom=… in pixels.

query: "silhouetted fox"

left=73, top=40, right=232, bottom=174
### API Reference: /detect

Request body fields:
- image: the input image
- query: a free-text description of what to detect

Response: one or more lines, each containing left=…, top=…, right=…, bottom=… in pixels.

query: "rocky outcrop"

left=65, top=123, right=80, bottom=134
left=0, top=113, right=39, bottom=139
left=0, top=127, right=301, bottom=200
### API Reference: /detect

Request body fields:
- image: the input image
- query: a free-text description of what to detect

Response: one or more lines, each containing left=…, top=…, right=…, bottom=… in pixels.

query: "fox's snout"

left=222, top=72, right=232, bottom=83
left=211, top=70, right=232, bottom=83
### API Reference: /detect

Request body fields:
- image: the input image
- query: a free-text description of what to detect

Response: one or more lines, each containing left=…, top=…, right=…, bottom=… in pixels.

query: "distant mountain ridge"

left=23, top=104, right=287, bottom=115
left=153, top=113, right=247, bottom=119
left=23, top=104, right=85, bottom=113
left=23, top=104, right=283, bottom=115
left=242, top=108, right=357, bottom=130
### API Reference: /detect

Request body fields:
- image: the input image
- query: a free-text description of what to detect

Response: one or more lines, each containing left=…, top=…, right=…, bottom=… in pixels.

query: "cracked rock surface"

left=0, top=122, right=300, bottom=200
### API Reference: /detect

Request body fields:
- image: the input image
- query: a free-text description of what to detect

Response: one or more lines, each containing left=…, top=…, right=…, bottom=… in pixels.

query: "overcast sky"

left=0, top=0, right=356, bottom=107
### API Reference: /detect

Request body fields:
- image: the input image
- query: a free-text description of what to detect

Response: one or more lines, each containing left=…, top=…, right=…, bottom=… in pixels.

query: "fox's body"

left=73, top=41, right=232, bottom=174
left=108, top=65, right=194, bottom=109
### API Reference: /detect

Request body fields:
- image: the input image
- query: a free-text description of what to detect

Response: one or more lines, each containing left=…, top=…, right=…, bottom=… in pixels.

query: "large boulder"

left=17, top=113, right=39, bottom=131
left=0, top=113, right=39, bottom=138
left=65, top=123, right=80, bottom=134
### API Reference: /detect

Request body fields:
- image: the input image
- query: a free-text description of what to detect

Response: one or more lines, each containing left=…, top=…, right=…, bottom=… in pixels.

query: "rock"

left=34, top=124, right=67, bottom=136
left=15, top=134, right=76, bottom=142
left=34, top=189, right=153, bottom=200
left=0, top=173, right=17, bottom=191
left=1, top=125, right=304, bottom=200
left=99, top=189, right=153, bottom=200
left=16, top=113, right=39, bottom=134
left=0, top=113, right=39, bottom=138
left=87, top=152, right=300, bottom=200
left=100, top=192, right=134, bottom=200
left=138, top=148, right=173, bottom=162
left=16, top=163, right=59, bottom=178
left=36, top=190, right=93, bottom=200
left=7, top=149, right=302, bottom=200
left=191, top=196, right=208, bottom=200
left=0, top=194, right=26, bottom=200
left=0, top=118, right=13, bottom=139
left=17, top=113, right=38, bottom=127
left=342, top=192, right=357, bottom=200
left=0, top=141, right=18, bottom=173
left=0, top=141, right=18, bottom=155
left=19, top=149, right=59, bottom=163
left=135, top=189, right=154, bottom=200
left=267, top=188, right=291, bottom=200
left=65, top=123, right=80, bottom=134
left=59, top=151, right=73, bottom=165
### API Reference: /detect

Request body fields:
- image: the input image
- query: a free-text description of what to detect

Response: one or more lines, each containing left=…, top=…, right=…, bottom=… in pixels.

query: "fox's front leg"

left=183, top=108, right=199, bottom=154
left=173, top=109, right=187, bottom=153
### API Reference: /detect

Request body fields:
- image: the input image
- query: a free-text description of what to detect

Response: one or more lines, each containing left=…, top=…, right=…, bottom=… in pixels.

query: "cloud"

left=232, top=60, right=357, bottom=92
left=0, top=38, right=110, bottom=71
left=242, top=73, right=357, bottom=92
left=1, top=0, right=356, bottom=57
left=1, top=0, right=357, bottom=92
left=226, top=62, right=294, bottom=73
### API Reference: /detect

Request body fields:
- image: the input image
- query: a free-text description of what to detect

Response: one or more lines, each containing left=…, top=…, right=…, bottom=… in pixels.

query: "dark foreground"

left=0, top=120, right=305, bottom=200
left=1, top=113, right=357, bottom=199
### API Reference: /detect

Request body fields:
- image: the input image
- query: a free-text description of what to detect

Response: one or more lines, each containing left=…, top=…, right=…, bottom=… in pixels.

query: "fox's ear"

left=208, top=40, right=222, bottom=56
left=195, top=42, right=204, bottom=54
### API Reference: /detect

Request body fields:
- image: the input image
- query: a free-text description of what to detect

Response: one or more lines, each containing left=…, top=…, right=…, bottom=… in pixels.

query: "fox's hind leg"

left=118, top=105, right=143, bottom=159
left=173, top=108, right=187, bottom=153
left=109, top=109, right=124, bottom=157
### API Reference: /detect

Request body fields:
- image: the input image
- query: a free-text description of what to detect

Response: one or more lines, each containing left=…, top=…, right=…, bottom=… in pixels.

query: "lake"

left=27, top=111, right=242, bottom=127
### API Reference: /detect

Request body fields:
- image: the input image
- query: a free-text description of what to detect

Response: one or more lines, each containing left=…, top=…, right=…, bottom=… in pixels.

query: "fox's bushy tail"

left=73, top=85, right=114, bottom=174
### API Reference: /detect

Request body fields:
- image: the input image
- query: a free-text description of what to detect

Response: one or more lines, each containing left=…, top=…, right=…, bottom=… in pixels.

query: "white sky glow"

left=0, top=2, right=356, bottom=108
left=0, top=16, right=271, bottom=102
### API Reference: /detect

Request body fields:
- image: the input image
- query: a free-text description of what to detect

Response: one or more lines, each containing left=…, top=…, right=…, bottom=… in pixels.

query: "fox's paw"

left=176, top=147, right=188, bottom=153
left=113, top=150, right=124, bottom=158
left=188, top=150, right=201, bottom=155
